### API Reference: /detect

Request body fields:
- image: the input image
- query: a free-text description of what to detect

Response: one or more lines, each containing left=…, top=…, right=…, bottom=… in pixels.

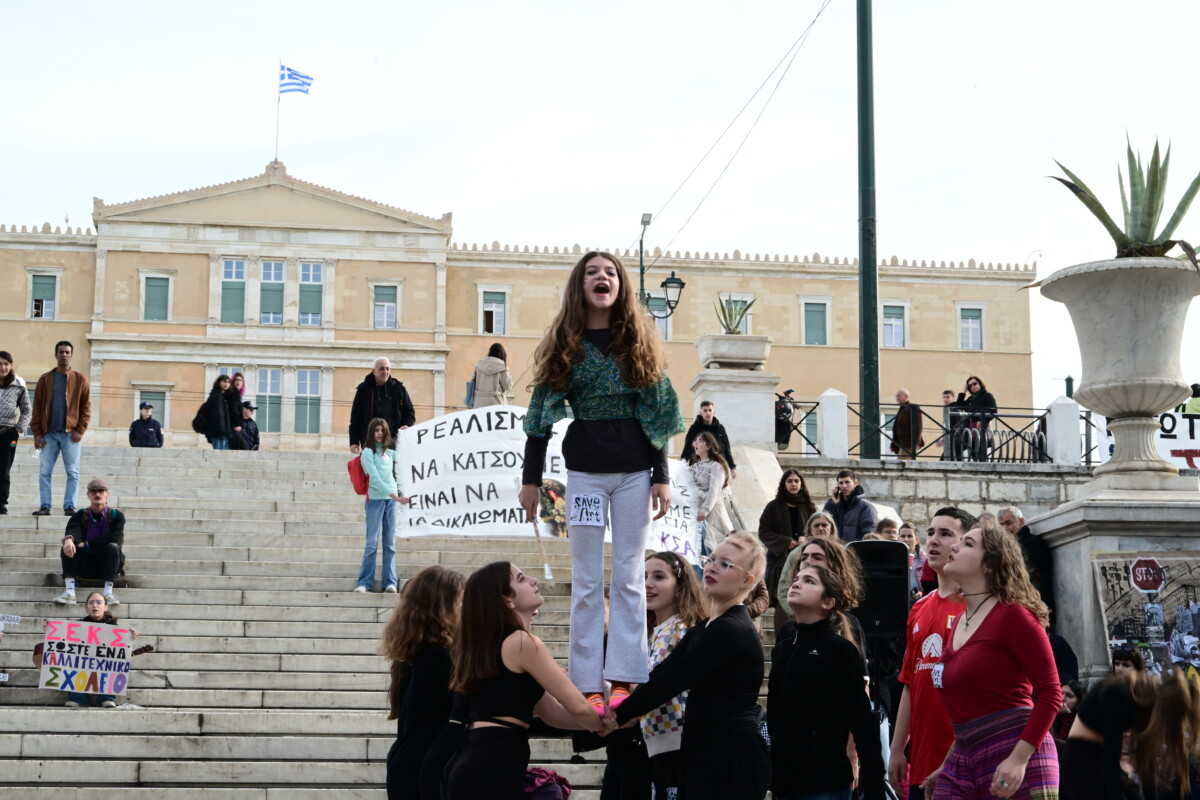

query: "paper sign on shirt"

left=931, top=662, right=945, bottom=689
left=568, top=493, right=605, bottom=526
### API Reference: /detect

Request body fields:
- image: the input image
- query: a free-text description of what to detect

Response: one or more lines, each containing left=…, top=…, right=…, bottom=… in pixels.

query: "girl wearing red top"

left=929, top=516, right=1061, bottom=800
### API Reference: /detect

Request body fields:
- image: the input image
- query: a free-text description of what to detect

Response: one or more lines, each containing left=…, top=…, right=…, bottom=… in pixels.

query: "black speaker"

left=847, top=540, right=912, bottom=639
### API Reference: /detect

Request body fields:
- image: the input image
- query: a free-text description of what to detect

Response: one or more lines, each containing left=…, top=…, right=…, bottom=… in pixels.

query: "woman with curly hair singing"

left=379, top=565, right=465, bottom=800
left=927, top=516, right=1061, bottom=799
left=518, top=250, right=685, bottom=716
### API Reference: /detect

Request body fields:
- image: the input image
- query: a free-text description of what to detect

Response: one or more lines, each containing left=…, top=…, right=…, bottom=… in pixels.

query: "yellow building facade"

left=1, top=161, right=1034, bottom=450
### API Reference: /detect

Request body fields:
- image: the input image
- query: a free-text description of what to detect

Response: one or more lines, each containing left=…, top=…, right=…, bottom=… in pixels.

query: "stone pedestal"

left=1032, top=482, right=1200, bottom=679
left=688, top=368, right=781, bottom=451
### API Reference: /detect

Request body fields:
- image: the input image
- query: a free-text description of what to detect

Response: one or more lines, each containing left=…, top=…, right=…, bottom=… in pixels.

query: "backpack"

left=464, top=371, right=477, bottom=408
left=191, top=402, right=208, bottom=434
left=348, top=454, right=369, bottom=495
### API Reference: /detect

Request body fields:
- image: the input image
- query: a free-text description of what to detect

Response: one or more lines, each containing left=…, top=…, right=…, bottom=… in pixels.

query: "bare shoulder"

left=501, top=629, right=545, bottom=671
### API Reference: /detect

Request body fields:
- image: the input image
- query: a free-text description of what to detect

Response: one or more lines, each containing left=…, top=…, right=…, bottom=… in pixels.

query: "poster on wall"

left=396, top=406, right=699, bottom=554
left=1093, top=551, right=1200, bottom=678
left=1097, top=411, right=1200, bottom=470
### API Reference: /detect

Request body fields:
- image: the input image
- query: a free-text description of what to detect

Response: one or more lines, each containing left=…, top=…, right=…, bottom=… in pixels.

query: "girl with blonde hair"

left=518, top=250, right=685, bottom=715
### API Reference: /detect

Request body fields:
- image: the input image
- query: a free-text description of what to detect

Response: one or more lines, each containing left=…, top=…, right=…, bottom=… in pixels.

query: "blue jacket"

left=129, top=417, right=163, bottom=447
left=361, top=447, right=398, bottom=500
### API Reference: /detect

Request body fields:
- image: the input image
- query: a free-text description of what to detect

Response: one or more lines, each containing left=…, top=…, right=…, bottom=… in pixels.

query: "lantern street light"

left=637, top=212, right=686, bottom=319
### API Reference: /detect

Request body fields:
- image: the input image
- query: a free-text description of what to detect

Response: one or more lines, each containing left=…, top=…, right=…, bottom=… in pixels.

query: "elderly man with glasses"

left=52, top=478, right=125, bottom=606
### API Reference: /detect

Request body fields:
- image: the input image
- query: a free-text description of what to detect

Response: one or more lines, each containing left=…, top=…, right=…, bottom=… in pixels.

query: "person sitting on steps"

left=53, top=478, right=125, bottom=606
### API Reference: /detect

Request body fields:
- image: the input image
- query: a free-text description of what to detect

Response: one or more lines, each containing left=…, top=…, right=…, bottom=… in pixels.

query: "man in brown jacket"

left=890, top=388, right=924, bottom=461
left=31, top=341, right=90, bottom=516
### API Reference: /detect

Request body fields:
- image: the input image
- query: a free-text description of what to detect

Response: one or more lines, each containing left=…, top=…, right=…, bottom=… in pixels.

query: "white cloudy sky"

left=3, top=0, right=1198, bottom=407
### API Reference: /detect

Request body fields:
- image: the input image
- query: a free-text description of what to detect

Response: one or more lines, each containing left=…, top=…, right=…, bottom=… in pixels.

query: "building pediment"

left=93, top=160, right=452, bottom=235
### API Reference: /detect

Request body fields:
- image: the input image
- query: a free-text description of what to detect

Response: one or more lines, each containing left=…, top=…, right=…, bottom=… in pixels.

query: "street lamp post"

left=637, top=212, right=686, bottom=319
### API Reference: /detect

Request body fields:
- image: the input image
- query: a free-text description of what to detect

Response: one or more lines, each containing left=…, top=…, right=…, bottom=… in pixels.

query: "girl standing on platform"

left=519, top=250, right=684, bottom=715
left=357, top=418, right=408, bottom=594
left=444, top=561, right=609, bottom=800
left=640, top=550, right=706, bottom=800
left=770, top=564, right=885, bottom=800
left=380, top=565, right=465, bottom=800
left=758, top=468, right=817, bottom=634
left=612, top=532, right=771, bottom=800
left=927, top=517, right=1061, bottom=800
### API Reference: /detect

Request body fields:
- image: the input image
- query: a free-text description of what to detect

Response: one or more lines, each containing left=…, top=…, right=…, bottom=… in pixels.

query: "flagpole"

left=274, top=59, right=281, bottom=161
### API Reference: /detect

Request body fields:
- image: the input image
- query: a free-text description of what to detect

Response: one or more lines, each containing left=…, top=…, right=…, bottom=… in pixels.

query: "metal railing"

left=848, top=403, right=1051, bottom=464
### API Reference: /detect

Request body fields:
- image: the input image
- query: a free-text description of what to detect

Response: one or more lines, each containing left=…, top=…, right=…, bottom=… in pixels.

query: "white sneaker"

left=64, top=700, right=82, bottom=708
left=103, top=593, right=120, bottom=606
left=53, top=590, right=76, bottom=605
left=353, top=586, right=368, bottom=593
left=100, top=700, right=117, bottom=708
left=383, top=585, right=397, bottom=593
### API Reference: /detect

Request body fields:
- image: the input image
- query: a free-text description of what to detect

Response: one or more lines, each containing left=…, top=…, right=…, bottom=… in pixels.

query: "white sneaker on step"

left=53, top=590, right=76, bottom=605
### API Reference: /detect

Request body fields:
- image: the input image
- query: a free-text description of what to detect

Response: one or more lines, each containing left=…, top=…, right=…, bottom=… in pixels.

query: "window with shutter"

left=32, top=275, right=57, bottom=319
left=144, top=277, right=170, bottom=321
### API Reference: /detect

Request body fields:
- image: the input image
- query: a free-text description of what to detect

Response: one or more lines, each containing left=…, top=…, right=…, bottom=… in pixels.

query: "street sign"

left=1130, top=557, right=1166, bottom=593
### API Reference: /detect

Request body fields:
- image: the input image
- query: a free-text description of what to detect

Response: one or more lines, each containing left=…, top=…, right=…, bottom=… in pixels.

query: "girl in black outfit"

left=770, top=565, right=884, bottom=800
left=379, top=565, right=465, bottom=800
left=203, top=375, right=234, bottom=450
left=757, top=468, right=817, bottom=634
left=1061, top=668, right=1200, bottom=800
left=444, top=561, right=608, bottom=800
left=955, top=375, right=998, bottom=462
left=612, top=532, right=771, bottom=800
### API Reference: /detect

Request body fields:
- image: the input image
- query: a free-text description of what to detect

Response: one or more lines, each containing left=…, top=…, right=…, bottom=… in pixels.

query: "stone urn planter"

left=695, top=334, right=772, bottom=370
left=1040, top=257, right=1200, bottom=476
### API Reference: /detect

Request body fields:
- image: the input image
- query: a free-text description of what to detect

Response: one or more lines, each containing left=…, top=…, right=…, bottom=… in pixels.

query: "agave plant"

left=714, top=296, right=755, bottom=334
left=1052, top=137, right=1200, bottom=273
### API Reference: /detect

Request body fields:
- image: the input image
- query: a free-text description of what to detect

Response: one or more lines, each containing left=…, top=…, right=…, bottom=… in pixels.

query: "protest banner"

left=1094, top=550, right=1200, bottom=678
left=39, top=619, right=135, bottom=696
left=396, top=406, right=700, bottom=553
left=397, top=406, right=570, bottom=538
left=1097, top=411, right=1200, bottom=469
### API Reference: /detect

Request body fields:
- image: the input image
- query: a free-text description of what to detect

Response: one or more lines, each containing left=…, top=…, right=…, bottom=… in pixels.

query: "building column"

left=281, top=365, right=297, bottom=435
left=321, top=260, right=337, bottom=338
left=244, top=256, right=261, bottom=327
left=283, top=258, right=299, bottom=327
left=434, top=259, right=447, bottom=345
left=207, top=256, right=222, bottom=323
left=89, top=358, right=104, bottom=429
left=433, top=368, right=446, bottom=417
left=91, top=249, right=107, bottom=334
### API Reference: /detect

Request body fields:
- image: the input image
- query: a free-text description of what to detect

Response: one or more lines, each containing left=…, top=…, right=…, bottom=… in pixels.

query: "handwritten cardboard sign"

left=39, top=620, right=134, bottom=696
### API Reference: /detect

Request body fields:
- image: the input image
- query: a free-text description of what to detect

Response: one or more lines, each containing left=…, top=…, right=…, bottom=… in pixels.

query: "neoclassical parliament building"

left=1, top=161, right=1035, bottom=450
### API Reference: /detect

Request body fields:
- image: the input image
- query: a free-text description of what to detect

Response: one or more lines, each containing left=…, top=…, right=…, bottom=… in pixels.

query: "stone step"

left=2, top=686, right=388, bottom=708
left=0, top=758, right=605, bottom=789
left=0, top=585, right=572, bottom=608
left=1, top=790, right=603, bottom=800
left=6, top=668, right=391, bottom=691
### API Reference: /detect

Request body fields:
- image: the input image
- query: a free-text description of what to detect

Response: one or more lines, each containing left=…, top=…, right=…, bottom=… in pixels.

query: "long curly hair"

left=379, top=566, right=465, bottom=719
left=644, top=551, right=707, bottom=629
left=974, top=515, right=1050, bottom=627
left=530, top=251, right=665, bottom=391
left=451, top=562, right=526, bottom=694
left=686, top=432, right=731, bottom=488
left=786, top=537, right=864, bottom=614
left=803, top=564, right=861, bottom=655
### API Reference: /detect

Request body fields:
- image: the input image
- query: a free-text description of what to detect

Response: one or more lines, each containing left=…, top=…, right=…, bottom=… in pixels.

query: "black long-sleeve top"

left=767, top=618, right=885, bottom=800
left=390, top=644, right=455, bottom=800
left=615, top=604, right=763, bottom=728
left=1073, top=677, right=1144, bottom=800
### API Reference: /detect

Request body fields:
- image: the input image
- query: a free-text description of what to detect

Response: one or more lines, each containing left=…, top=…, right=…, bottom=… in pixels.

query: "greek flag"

left=279, top=65, right=314, bottom=95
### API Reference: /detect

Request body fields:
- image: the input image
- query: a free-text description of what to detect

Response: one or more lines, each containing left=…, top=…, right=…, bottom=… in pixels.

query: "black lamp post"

left=637, top=212, right=685, bottom=319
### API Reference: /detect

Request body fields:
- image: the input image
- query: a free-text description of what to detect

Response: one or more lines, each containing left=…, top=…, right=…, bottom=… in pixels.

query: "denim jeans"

left=39, top=431, right=81, bottom=510
left=66, top=692, right=115, bottom=706
left=358, top=499, right=397, bottom=590
left=211, top=436, right=230, bottom=450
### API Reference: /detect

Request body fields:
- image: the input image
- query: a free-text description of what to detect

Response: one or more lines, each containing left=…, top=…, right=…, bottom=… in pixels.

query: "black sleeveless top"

left=468, top=639, right=545, bottom=725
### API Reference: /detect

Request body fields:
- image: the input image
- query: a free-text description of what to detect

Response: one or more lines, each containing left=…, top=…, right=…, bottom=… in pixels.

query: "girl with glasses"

left=612, top=533, right=771, bottom=800
left=770, top=564, right=885, bottom=799
left=519, top=251, right=685, bottom=716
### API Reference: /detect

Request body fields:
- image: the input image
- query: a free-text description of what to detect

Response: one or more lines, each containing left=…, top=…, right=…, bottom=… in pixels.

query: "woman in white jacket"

left=471, top=343, right=513, bottom=408
left=687, top=432, right=732, bottom=555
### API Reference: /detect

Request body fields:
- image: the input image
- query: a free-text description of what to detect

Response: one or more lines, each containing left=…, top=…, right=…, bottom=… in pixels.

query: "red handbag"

left=347, top=455, right=369, bottom=495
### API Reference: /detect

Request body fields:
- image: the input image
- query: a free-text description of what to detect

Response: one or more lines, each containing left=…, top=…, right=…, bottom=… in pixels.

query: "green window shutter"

left=299, top=284, right=322, bottom=314
left=295, top=398, right=321, bottom=434
left=32, top=275, right=56, bottom=301
left=374, top=285, right=397, bottom=305
left=221, top=281, right=245, bottom=324
left=483, top=291, right=505, bottom=305
left=260, top=396, right=282, bottom=433
left=804, top=303, right=827, bottom=345
left=883, top=304, right=903, bottom=320
left=144, top=277, right=169, bottom=321
left=139, top=390, right=166, bottom=415
left=960, top=308, right=982, bottom=321
left=260, top=283, right=284, bottom=315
